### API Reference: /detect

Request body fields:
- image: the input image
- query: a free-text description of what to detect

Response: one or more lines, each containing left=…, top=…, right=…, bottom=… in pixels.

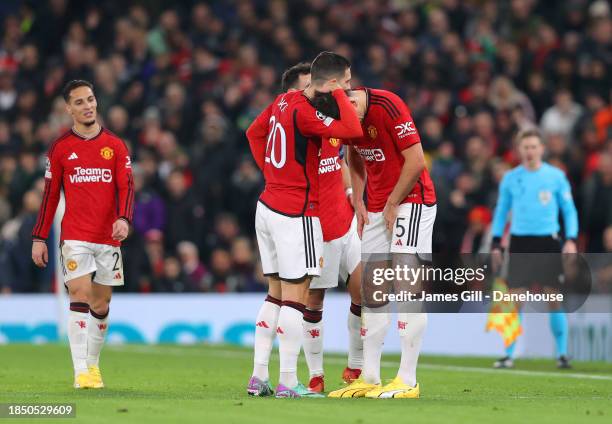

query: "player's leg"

left=303, top=287, right=325, bottom=392
left=544, top=238, right=571, bottom=369
left=274, top=215, right=324, bottom=398
left=61, top=240, right=97, bottom=389
left=66, top=274, right=94, bottom=388
left=88, top=242, right=125, bottom=388
left=343, top=221, right=364, bottom=382
left=330, top=258, right=388, bottom=398
left=248, top=202, right=279, bottom=396
left=276, top=277, right=313, bottom=397
left=87, top=282, right=111, bottom=387
left=303, top=238, right=342, bottom=393
left=366, top=204, right=435, bottom=399
left=394, top=253, right=427, bottom=387
left=549, top=306, right=570, bottom=368
left=344, top=265, right=363, bottom=383
left=360, top=212, right=392, bottom=387
left=330, top=212, right=391, bottom=398
left=251, top=276, right=281, bottom=390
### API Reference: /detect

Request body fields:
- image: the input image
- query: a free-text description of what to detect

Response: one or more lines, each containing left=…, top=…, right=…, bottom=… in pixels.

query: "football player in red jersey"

left=246, top=52, right=362, bottom=398
left=31, top=80, right=134, bottom=389
left=247, top=63, right=311, bottom=397
left=329, top=88, right=435, bottom=399
left=303, top=136, right=364, bottom=394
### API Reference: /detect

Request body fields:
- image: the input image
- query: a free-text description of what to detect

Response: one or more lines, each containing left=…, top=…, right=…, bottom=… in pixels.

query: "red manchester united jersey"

left=350, top=88, right=436, bottom=212
left=32, top=127, right=134, bottom=246
left=318, top=138, right=353, bottom=241
left=247, top=89, right=362, bottom=217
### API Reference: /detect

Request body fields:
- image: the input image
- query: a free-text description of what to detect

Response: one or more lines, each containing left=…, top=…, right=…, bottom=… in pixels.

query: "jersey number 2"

left=265, top=116, right=286, bottom=169
left=112, top=252, right=120, bottom=271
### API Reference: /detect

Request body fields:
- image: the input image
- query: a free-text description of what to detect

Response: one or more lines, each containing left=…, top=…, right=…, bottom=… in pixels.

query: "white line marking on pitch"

left=106, top=345, right=612, bottom=381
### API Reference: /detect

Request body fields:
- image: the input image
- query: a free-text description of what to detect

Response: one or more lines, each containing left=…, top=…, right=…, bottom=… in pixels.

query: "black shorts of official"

left=507, top=235, right=562, bottom=289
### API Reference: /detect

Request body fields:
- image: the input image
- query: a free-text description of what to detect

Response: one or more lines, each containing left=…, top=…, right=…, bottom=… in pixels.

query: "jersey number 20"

left=265, top=116, right=286, bottom=169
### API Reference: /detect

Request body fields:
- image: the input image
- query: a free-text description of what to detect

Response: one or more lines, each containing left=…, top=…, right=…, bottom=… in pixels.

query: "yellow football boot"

left=74, top=372, right=94, bottom=389
left=328, top=378, right=381, bottom=398
left=88, top=366, right=105, bottom=389
left=365, top=376, right=420, bottom=399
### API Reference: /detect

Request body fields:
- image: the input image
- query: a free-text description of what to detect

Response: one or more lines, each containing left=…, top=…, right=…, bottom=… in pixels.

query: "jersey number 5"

left=265, top=116, right=286, bottom=169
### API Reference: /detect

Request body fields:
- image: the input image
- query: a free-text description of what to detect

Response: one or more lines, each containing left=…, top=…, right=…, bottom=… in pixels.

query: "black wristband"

left=32, top=238, right=46, bottom=243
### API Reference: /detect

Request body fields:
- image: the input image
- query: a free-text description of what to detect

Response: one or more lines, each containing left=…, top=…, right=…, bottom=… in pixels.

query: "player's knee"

left=90, top=298, right=110, bottom=316
left=67, top=284, right=89, bottom=303
left=267, top=276, right=281, bottom=299
left=307, top=289, right=325, bottom=309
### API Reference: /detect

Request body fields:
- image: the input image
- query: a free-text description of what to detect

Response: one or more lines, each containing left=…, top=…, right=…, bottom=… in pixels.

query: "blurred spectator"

left=159, top=256, right=189, bottom=293
left=461, top=206, right=493, bottom=254
left=582, top=151, right=612, bottom=252
left=540, top=89, right=583, bottom=140
left=164, top=168, right=205, bottom=251
left=177, top=240, right=208, bottom=291
left=203, top=248, right=238, bottom=292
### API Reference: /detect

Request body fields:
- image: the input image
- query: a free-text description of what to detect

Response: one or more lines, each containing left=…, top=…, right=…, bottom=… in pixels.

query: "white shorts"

left=362, top=203, right=436, bottom=256
left=255, top=202, right=323, bottom=281
left=311, top=216, right=361, bottom=289
left=60, top=240, right=124, bottom=286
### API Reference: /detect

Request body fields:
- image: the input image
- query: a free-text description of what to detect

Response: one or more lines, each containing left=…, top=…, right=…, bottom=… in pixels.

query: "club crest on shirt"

left=100, top=147, right=114, bottom=160
left=66, top=259, right=78, bottom=271
left=329, top=138, right=340, bottom=147
left=539, top=190, right=552, bottom=205
left=368, top=125, right=377, bottom=139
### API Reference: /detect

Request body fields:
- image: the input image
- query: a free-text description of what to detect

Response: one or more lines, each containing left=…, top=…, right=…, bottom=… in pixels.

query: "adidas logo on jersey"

left=256, top=321, right=269, bottom=328
left=68, top=152, right=78, bottom=160
left=395, top=239, right=402, bottom=246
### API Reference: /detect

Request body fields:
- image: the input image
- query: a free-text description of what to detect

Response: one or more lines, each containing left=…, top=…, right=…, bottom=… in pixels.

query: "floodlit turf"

left=0, top=344, right=611, bottom=423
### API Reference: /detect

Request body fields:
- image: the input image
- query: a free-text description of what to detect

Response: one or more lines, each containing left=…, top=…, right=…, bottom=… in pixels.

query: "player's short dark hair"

left=516, top=128, right=544, bottom=144
left=62, top=80, right=95, bottom=102
left=281, top=62, right=311, bottom=92
left=310, top=51, right=351, bottom=84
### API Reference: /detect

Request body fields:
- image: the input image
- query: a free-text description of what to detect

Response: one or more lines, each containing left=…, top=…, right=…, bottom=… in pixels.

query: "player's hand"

left=32, top=241, right=48, bottom=268
left=112, top=219, right=129, bottom=241
left=562, top=240, right=577, bottom=254
left=382, top=201, right=398, bottom=233
left=320, top=80, right=341, bottom=93
left=355, top=200, right=369, bottom=240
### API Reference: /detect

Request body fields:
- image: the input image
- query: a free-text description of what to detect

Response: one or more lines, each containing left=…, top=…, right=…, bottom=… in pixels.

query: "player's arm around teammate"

left=246, top=53, right=362, bottom=398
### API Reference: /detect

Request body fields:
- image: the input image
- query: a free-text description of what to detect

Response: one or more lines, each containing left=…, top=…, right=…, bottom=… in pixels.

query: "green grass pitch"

left=1, top=344, right=611, bottom=423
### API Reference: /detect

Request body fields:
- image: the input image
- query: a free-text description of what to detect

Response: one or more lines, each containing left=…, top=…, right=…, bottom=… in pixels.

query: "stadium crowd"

left=0, top=0, right=611, bottom=293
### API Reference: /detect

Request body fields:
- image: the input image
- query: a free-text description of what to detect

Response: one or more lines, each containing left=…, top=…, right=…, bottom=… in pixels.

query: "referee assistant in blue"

left=491, top=129, right=578, bottom=370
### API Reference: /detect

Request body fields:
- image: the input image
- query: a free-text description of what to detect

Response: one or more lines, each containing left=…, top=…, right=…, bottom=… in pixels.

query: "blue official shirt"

left=491, top=162, right=578, bottom=239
